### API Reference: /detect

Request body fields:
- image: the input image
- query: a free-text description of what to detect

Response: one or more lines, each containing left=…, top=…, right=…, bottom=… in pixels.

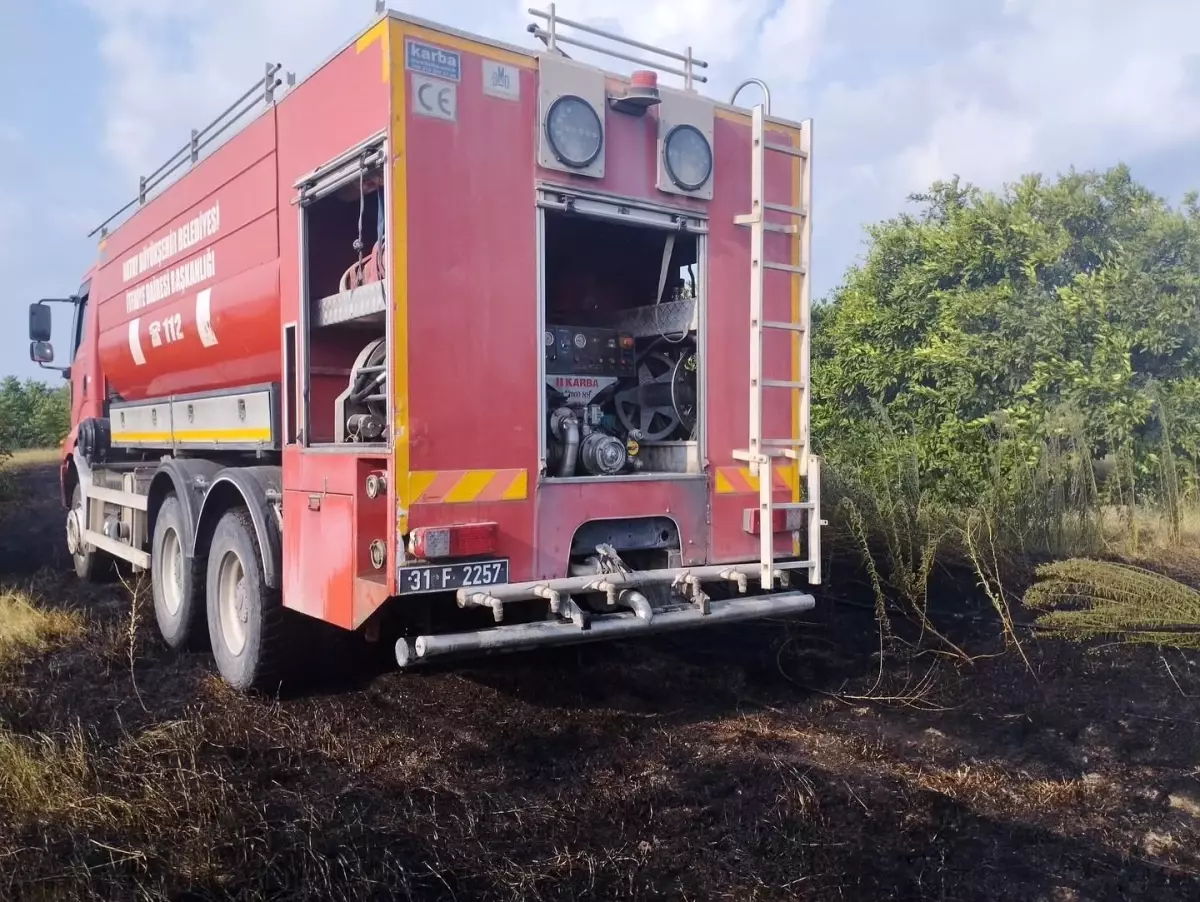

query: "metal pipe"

left=528, top=7, right=709, bottom=68
left=535, top=195, right=710, bottom=233
left=807, top=455, right=822, bottom=585
left=527, top=27, right=708, bottom=84
left=533, top=583, right=563, bottom=614
left=90, top=64, right=284, bottom=237
left=730, top=78, right=771, bottom=114
left=298, top=150, right=387, bottom=204
left=409, top=591, right=816, bottom=664
left=455, top=560, right=815, bottom=607
left=141, top=73, right=281, bottom=187
left=554, top=410, right=580, bottom=478
left=619, top=589, right=653, bottom=622
left=459, top=592, right=505, bottom=622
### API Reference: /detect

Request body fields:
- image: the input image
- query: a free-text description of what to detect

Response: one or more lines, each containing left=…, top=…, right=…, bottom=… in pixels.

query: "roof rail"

left=527, top=4, right=708, bottom=90
left=90, top=63, right=286, bottom=238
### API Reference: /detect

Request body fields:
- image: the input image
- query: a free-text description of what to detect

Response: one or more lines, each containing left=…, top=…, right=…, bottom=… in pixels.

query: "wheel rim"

left=161, top=527, right=184, bottom=617
left=66, top=507, right=83, bottom=557
left=216, top=548, right=249, bottom=657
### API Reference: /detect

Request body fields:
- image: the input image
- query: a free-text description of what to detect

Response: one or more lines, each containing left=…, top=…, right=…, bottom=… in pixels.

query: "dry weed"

left=1025, top=559, right=1200, bottom=649
left=0, top=727, right=93, bottom=821
left=0, top=589, right=83, bottom=667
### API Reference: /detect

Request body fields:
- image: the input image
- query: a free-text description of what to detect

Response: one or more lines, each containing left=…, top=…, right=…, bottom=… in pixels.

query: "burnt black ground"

left=1, top=462, right=1198, bottom=901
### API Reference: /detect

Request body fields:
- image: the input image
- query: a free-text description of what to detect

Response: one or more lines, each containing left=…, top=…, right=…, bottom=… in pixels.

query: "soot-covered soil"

left=0, top=462, right=1198, bottom=901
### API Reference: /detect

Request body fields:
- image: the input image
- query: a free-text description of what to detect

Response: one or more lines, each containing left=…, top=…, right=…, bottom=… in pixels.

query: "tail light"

left=408, top=522, right=499, bottom=559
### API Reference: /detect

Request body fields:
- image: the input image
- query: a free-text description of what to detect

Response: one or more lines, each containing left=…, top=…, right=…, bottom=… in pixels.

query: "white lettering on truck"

left=120, top=201, right=221, bottom=284
left=124, top=248, right=216, bottom=314
left=549, top=375, right=618, bottom=405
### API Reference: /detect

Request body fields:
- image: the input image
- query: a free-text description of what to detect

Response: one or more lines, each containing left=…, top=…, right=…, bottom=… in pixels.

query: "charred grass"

left=1, top=464, right=1199, bottom=900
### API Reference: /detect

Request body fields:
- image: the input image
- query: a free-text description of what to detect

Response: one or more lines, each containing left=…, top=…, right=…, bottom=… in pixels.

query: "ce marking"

left=413, top=74, right=457, bottom=122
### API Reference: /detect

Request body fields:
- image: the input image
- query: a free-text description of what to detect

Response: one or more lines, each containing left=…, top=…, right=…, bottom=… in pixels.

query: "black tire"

left=151, top=495, right=207, bottom=651
left=68, top=483, right=110, bottom=582
left=206, top=506, right=287, bottom=692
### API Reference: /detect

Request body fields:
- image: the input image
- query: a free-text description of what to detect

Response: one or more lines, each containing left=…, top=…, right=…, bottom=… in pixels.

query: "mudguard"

left=192, top=466, right=283, bottom=589
left=147, top=459, right=224, bottom=559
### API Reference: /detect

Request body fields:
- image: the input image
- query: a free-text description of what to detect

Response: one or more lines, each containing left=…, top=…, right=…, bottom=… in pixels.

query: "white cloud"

left=82, top=0, right=833, bottom=179
left=83, top=0, right=383, bottom=178
left=0, top=198, right=25, bottom=247
left=79, top=0, right=1200, bottom=295
left=834, top=0, right=1200, bottom=203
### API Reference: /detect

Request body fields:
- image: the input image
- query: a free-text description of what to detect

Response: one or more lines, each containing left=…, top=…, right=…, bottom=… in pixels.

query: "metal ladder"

left=733, top=104, right=822, bottom=589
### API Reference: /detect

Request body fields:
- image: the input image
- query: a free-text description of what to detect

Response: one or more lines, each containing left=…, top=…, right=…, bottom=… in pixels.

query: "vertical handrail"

left=799, top=118, right=818, bottom=585
left=730, top=79, right=771, bottom=115
left=747, top=105, right=766, bottom=476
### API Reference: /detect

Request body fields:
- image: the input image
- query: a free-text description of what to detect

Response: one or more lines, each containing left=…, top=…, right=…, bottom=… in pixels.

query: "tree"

left=813, top=165, right=1200, bottom=504
left=0, top=377, right=71, bottom=451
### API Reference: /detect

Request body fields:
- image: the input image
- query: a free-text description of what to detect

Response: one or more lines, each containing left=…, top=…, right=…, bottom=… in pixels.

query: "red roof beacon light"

left=610, top=69, right=661, bottom=116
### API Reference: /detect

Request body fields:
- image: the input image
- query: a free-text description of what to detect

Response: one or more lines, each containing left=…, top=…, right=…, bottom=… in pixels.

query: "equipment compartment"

left=541, top=205, right=703, bottom=478
left=297, top=137, right=389, bottom=446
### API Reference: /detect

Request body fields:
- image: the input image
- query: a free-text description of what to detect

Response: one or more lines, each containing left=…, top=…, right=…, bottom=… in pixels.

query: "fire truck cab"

left=29, top=7, right=821, bottom=691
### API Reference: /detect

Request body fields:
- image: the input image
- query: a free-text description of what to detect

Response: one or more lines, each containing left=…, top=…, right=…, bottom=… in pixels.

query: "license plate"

left=397, top=559, right=509, bottom=595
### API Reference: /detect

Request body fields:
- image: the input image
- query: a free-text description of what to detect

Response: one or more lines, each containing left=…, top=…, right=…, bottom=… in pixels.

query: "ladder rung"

left=775, top=560, right=817, bottom=571
left=764, top=201, right=807, bottom=217
left=740, top=446, right=803, bottom=461
left=763, top=261, right=806, bottom=275
left=733, top=216, right=801, bottom=235
left=760, top=379, right=806, bottom=389
left=732, top=450, right=769, bottom=464
left=762, top=320, right=805, bottom=332
left=765, top=141, right=809, bottom=160
left=774, top=502, right=816, bottom=511
left=761, top=438, right=804, bottom=447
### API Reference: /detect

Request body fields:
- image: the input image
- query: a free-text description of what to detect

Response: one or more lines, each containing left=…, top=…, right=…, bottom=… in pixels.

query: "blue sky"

left=3, top=0, right=1199, bottom=380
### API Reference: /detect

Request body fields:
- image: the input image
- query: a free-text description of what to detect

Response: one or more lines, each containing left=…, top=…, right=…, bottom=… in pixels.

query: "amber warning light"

left=409, top=523, right=499, bottom=560
left=611, top=69, right=661, bottom=116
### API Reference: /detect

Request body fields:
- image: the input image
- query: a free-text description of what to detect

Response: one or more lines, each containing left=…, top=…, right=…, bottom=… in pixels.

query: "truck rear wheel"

left=151, top=495, right=207, bottom=651
left=206, top=506, right=286, bottom=692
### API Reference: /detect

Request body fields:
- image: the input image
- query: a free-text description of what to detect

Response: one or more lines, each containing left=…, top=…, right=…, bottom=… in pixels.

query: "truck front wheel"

left=67, top=483, right=109, bottom=582
left=151, top=495, right=207, bottom=651
left=206, top=506, right=286, bottom=692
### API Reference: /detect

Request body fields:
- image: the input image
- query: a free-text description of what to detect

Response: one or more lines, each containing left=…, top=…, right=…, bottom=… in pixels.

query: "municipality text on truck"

left=28, top=7, right=822, bottom=691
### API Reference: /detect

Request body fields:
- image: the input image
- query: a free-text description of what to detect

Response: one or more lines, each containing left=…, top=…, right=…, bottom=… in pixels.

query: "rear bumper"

left=455, top=559, right=817, bottom=621
left=396, top=590, right=815, bottom=666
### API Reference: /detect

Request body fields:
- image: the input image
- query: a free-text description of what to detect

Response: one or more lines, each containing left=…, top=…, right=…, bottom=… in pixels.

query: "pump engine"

left=544, top=324, right=696, bottom=477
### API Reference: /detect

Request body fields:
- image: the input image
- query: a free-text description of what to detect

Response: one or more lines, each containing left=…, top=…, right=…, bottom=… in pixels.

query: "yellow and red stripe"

left=409, top=469, right=528, bottom=504
left=713, top=464, right=798, bottom=495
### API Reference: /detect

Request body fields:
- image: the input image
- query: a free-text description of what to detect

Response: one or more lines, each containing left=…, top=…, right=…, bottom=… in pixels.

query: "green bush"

left=813, top=165, right=1200, bottom=511
left=0, top=377, right=69, bottom=451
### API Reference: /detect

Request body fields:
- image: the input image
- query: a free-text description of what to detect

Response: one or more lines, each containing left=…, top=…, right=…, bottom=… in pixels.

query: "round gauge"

left=664, top=124, right=713, bottom=191
left=545, top=95, right=603, bottom=169
left=573, top=332, right=588, bottom=349
left=544, top=331, right=554, bottom=346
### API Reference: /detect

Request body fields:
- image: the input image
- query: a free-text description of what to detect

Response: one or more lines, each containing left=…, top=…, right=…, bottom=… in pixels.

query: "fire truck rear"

left=27, top=8, right=821, bottom=691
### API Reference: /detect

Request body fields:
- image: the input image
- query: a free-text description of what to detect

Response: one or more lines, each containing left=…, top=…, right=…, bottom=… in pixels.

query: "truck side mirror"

left=29, top=303, right=52, bottom=342
left=30, top=340, right=55, bottom=364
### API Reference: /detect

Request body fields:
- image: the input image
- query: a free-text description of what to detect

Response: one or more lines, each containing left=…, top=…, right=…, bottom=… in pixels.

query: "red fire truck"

left=28, top=7, right=822, bottom=691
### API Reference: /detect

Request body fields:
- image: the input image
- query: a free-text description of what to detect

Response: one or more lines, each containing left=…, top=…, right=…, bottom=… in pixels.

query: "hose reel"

left=336, top=337, right=388, bottom=442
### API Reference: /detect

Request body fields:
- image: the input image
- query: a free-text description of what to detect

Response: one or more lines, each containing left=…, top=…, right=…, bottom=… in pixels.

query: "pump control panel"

left=545, top=326, right=636, bottom=377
